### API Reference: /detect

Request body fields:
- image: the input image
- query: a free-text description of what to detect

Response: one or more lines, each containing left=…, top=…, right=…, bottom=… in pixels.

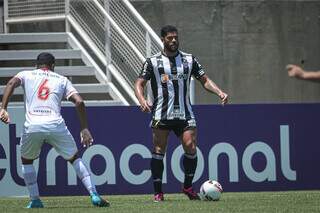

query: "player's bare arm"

left=199, top=74, right=228, bottom=105
left=134, top=78, right=151, bottom=112
left=286, top=64, right=320, bottom=80
left=69, top=93, right=93, bottom=147
left=0, top=77, right=21, bottom=124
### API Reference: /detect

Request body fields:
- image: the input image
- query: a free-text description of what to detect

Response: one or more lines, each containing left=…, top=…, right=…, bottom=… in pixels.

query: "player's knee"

left=153, top=139, right=167, bottom=152
left=21, top=157, right=34, bottom=165
left=184, top=138, right=196, bottom=146
left=183, top=140, right=197, bottom=153
left=153, top=146, right=166, bottom=154
left=186, top=147, right=197, bottom=155
left=67, top=152, right=79, bottom=163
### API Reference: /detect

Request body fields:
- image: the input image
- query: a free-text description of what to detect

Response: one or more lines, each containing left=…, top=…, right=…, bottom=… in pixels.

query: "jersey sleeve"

left=138, top=58, right=153, bottom=80
left=14, top=71, right=26, bottom=86
left=191, top=56, right=206, bottom=80
left=64, top=78, right=78, bottom=100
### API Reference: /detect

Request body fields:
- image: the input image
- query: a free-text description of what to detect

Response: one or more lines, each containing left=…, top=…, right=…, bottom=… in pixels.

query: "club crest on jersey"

left=161, top=74, right=170, bottom=83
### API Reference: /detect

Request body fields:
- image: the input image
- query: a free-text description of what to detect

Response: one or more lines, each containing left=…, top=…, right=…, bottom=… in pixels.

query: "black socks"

left=183, top=153, right=198, bottom=189
left=151, top=152, right=164, bottom=194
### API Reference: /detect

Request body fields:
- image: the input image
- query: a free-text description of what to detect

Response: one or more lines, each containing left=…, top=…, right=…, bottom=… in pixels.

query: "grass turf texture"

left=0, top=191, right=319, bottom=213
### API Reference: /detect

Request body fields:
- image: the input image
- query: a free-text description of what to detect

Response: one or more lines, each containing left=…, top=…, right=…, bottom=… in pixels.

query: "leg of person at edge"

left=134, top=25, right=228, bottom=202
left=0, top=52, right=109, bottom=208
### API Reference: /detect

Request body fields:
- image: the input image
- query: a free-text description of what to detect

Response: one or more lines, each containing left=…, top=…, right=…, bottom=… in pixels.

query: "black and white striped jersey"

left=139, top=51, right=205, bottom=120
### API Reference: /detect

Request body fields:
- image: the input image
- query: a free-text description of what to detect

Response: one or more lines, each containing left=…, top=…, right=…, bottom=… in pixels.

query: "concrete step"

left=0, top=66, right=95, bottom=77
left=0, top=49, right=82, bottom=61
left=0, top=33, right=69, bottom=44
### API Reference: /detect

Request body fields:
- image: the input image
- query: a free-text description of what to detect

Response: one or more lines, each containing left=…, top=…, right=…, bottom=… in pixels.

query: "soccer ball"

left=199, top=180, right=223, bottom=201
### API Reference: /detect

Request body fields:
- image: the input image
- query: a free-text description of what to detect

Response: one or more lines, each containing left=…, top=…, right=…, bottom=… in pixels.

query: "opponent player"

left=0, top=52, right=109, bottom=208
left=134, top=25, right=228, bottom=202
left=287, top=64, right=320, bottom=80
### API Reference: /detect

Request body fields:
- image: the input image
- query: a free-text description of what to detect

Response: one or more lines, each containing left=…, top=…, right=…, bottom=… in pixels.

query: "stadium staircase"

left=0, top=32, right=126, bottom=106
left=1, top=0, right=163, bottom=106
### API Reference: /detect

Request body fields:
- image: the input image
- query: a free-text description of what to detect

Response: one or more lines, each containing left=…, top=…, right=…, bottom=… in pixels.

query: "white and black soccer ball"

left=199, top=180, right=223, bottom=201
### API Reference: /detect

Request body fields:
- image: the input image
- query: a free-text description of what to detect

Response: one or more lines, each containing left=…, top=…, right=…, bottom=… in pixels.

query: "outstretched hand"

left=286, top=64, right=305, bottom=79
left=0, top=108, right=10, bottom=124
left=80, top=128, right=94, bottom=148
left=219, top=92, right=228, bottom=106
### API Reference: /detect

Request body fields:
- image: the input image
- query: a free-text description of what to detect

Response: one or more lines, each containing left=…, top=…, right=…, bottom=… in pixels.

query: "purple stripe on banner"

left=25, top=104, right=320, bottom=196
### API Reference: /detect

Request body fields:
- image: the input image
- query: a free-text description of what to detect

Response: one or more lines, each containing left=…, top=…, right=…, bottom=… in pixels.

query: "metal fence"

left=6, top=0, right=65, bottom=18
left=2, top=0, right=164, bottom=104
left=109, top=0, right=161, bottom=57
left=69, top=0, right=105, bottom=54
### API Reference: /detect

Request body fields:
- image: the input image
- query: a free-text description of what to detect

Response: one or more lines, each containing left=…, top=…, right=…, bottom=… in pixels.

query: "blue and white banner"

left=0, top=104, right=319, bottom=196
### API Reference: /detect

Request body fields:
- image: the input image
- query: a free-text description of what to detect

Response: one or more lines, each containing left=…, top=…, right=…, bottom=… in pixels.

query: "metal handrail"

left=122, top=0, right=163, bottom=50
left=66, top=14, right=137, bottom=105
left=92, top=0, right=145, bottom=63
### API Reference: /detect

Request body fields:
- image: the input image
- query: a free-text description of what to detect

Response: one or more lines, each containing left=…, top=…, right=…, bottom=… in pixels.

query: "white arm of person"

left=80, top=128, right=94, bottom=148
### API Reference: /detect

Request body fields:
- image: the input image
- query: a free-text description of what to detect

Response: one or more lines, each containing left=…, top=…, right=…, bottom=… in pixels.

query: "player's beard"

left=165, top=41, right=179, bottom=54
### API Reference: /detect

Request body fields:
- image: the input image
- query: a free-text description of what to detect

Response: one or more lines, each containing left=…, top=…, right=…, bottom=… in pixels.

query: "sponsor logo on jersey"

left=161, top=73, right=188, bottom=83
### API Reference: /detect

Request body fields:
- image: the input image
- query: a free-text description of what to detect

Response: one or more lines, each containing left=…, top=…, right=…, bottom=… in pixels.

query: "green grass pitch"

left=0, top=191, right=319, bottom=213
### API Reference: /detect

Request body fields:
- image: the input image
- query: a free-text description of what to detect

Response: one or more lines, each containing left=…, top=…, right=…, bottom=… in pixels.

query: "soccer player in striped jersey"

left=0, top=53, right=109, bottom=208
left=135, top=25, right=228, bottom=202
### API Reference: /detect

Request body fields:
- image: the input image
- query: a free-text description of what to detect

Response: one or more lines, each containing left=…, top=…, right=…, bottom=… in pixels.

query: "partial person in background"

left=287, top=64, right=320, bottom=81
left=135, top=25, right=228, bottom=202
left=0, top=52, right=109, bottom=208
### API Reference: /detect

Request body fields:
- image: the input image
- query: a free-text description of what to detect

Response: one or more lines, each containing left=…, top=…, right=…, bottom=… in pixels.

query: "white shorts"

left=20, top=129, right=78, bottom=160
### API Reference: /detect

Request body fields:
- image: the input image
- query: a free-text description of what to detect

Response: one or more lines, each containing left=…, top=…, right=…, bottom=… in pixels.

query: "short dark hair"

left=161, top=25, right=178, bottom=38
left=36, top=52, right=55, bottom=66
